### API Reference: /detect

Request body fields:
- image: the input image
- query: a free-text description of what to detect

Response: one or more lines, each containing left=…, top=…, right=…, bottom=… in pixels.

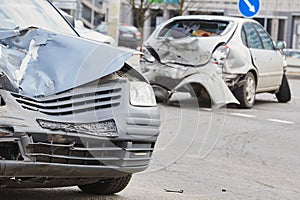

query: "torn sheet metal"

left=142, top=61, right=239, bottom=106
left=0, top=28, right=132, bottom=97
left=151, top=37, right=211, bottom=66
left=171, top=64, right=240, bottom=106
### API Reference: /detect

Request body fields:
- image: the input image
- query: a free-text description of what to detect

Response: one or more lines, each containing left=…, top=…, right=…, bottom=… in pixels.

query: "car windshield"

left=0, top=0, right=76, bottom=36
left=158, top=20, right=229, bottom=38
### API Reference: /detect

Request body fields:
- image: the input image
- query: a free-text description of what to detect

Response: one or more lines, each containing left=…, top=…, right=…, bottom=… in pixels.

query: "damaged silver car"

left=141, top=15, right=291, bottom=108
left=0, top=0, right=160, bottom=194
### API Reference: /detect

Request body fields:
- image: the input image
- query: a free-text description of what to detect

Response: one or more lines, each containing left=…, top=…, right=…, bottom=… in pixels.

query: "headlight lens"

left=130, top=82, right=157, bottom=106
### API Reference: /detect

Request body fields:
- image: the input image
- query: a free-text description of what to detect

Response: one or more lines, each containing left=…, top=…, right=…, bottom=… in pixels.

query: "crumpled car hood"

left=0, top=28, right=132, bottom=97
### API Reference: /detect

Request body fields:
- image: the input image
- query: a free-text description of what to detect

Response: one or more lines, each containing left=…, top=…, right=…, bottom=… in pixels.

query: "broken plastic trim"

left=37, top=119, right=118, bottom=137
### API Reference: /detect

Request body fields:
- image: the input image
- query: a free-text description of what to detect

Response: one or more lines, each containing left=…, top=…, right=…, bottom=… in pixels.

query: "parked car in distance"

left=0, top=0, right=160, bottom=195
left=283, top=48, right=300, bottom=67
left=141, top=15, right=291, bottom=108
left=95, top=22, right=142, bottom=49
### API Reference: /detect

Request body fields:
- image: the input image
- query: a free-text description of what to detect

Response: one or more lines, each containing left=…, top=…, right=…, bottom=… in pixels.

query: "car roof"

left=167, top=15, right=256, bottom=24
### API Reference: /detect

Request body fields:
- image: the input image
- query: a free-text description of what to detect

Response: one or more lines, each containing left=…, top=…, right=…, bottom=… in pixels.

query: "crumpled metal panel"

left=145, top=19, right=237, bottom=67
left=146, top=37, right=216, bottom=66
left=0, top=28, right=132, bottom=97
left=172, top=64, right=240, bottom=106
left=143, top=61, right=239, bottom=106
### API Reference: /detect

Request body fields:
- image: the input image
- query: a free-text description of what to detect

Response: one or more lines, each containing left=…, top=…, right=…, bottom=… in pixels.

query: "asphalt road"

left=1, top=78, right=299, bottom=200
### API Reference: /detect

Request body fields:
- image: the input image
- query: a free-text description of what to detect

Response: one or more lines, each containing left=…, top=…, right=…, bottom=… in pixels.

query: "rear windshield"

left=158, top=20, right=229, bottom=38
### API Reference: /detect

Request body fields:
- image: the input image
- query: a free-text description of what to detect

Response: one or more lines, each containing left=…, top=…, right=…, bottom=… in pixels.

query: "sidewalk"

left=286, top=66, right=300, bottom=79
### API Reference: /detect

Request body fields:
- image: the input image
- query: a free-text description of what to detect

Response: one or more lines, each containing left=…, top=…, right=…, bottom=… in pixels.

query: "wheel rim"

left=245, top=76, right=255, bottom=104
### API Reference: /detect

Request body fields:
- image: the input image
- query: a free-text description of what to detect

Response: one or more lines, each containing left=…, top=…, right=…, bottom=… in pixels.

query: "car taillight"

left=210, top=45, right=230, bottom=66
left=135, top=32, right=141, bottom=39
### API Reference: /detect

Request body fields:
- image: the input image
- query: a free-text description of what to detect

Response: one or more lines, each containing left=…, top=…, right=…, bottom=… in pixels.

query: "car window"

left=158, top=20, right=229, bottom=38
left=254, top=24, right=275, bottom=50
left=241, top=27, right=248, bottom=47
left=243, top=23, right=263, bottom=49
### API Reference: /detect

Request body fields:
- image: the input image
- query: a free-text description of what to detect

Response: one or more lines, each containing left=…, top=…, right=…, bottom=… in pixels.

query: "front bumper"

left=0, top=78, right=160, bottom=179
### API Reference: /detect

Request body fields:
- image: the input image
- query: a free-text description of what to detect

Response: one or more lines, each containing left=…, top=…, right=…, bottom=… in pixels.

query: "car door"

left=243, top=23, right=283, bottom=91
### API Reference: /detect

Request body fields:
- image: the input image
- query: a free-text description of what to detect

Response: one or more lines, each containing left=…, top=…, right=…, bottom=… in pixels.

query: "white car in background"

left=74, top=19, right=116, bottom=45
left=58, top=9, right=142, bottom=70
left=141, top=15, right=291, bottom=108
left=57, top=8, right=116, bottom=45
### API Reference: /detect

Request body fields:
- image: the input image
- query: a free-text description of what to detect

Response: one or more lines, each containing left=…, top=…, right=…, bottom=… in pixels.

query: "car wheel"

left=78, top=175, right=132, bottom=195
left=276, top=73, right=291, bottom=103
left=234, top=72, right=256, bottom=109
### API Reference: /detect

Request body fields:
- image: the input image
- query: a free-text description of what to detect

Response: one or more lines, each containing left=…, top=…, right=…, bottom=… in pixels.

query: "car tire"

left=234, top=72, right=256, bottom=109
left=78, top=175, right=132, bottom=195
left=276, top=73, right=291, bottom=103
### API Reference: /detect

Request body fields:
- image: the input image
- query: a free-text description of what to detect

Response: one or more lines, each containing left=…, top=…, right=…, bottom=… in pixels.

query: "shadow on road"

left=0, top=188, right=128, bottom=200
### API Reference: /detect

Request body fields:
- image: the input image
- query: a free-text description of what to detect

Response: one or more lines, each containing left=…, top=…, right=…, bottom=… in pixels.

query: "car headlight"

left=130, top=81, right=157, bottom=106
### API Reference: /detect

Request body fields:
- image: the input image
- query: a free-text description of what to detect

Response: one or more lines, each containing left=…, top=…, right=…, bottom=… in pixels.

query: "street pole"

left=75, top=0, right=82, bottom=19
left=107, top=0, right=121, bottom=45
left=264, top=0, right=268, bottom=30
left=91, top=0, right=95, bottom=27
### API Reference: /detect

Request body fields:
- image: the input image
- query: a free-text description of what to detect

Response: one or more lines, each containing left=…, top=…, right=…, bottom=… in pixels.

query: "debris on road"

left=164, top=189, right=184, bottom=193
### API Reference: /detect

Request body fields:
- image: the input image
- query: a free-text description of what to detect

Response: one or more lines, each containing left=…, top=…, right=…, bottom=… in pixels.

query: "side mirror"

left=275, top=41, right=286, bottom=50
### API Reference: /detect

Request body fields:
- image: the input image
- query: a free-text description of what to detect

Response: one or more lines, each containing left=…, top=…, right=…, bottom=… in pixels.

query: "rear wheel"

left=276, top=73, right=291, bottom=103
left=78, top=175, right=132, bottom=195
left=234, top=72, right=256, bottom=109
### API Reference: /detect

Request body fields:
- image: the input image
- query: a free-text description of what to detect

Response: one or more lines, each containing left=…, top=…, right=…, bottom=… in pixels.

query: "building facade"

left=51, top=0, right=300, bottom=49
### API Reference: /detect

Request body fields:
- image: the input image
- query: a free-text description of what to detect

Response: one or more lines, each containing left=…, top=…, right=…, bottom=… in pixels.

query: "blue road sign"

left=238, top=0, right=260, bottom=18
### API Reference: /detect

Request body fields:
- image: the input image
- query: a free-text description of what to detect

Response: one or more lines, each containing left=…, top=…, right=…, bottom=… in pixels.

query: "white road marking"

left=267, top=119, right=295, bottom=124
left=230, top=113, right=256, bottom=118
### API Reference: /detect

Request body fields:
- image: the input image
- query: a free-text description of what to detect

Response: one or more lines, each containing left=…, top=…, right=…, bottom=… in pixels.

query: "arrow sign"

left=244, top=0, right=255, bottom=12
left=238, top=0, right=260, bottom=18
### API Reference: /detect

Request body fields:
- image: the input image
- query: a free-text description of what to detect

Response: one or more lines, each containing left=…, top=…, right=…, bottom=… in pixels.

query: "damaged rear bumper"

left=142, top=61, right=239, bottom=106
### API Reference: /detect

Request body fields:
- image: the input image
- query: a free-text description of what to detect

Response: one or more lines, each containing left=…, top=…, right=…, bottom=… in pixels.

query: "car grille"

left=11, top=80, right=123, bottom=116
left=26, top=133, right=155, bottom=167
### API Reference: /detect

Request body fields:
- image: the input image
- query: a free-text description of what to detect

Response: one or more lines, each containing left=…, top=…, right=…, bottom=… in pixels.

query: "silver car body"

left=142, top=15, right=285, bottom=106
left=0, top=0, right=160, bottom=189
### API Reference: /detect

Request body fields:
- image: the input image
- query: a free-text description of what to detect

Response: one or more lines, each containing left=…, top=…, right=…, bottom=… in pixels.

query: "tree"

left=127, top=0, right=195, bottom=40
left=128, top=0, right=154, bottom=41
left=164, top=0, right=195, bottom=16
